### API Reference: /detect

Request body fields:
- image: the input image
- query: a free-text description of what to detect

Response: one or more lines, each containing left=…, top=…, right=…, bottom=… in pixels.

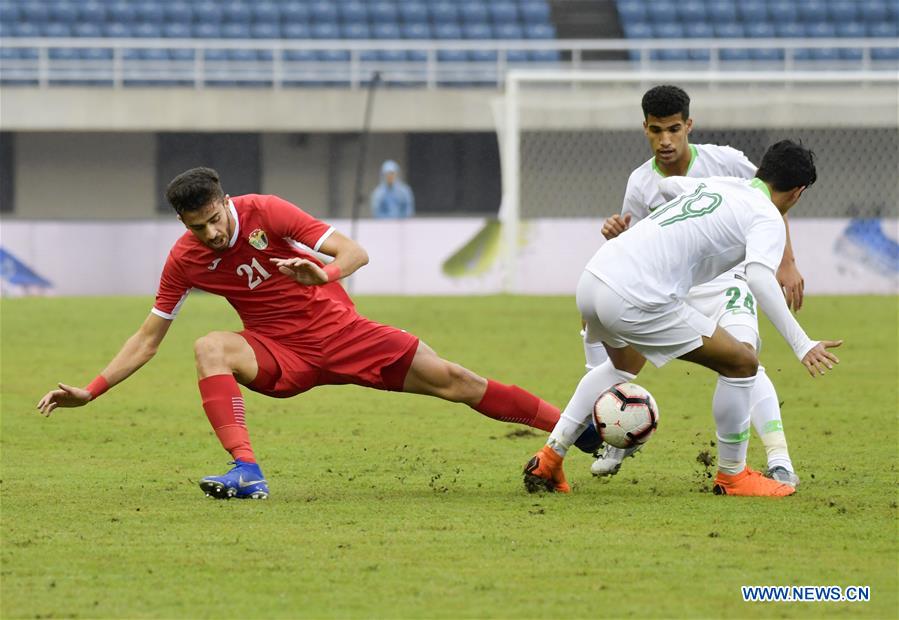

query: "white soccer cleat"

left=765, top=466, right=800, bottom=488
left=590, top=444, right=643, bottom=477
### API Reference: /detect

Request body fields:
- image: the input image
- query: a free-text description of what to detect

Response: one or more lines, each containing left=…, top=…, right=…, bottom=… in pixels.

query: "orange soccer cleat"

left=713, top=467, right=795, bottom=497
left=523, top=445, right=571, bottom=493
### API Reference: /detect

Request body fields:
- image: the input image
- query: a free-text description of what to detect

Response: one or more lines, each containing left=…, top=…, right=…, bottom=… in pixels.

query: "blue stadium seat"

left=20, top=3, right=49, bottom=23
left=403, top=23, right=431, bottom=39
left=869, top=22, right=899, bottom=60
left=42, top=22, right=71, bottom=37
left=651, top=23, right=688, bottom=61
left=0, top=2, right=19, bottom=24
left=103, top=22, right=132, bottom=38
left=373, top=22, right=401, bottom=39
left=681, top=1, right=705, bottom=23
left=623, top=21, right=652, bottom=39
left=463, top=23, right=495, bottom=62
left=460, top=1, right=488, bottom=24
left=431, top=2, right=460, bottom=24
left=797, top=0, right=828, bottom=23
left=164, top=23, right=194, bottom=60
left=309, top=1, right=338, bottom=23
left=829, top=0, right=858, bottom=22
left=768, top=0, right=798, bottom=23
left=400, top=3, right=429, bottom=24
left=707, top=1, right=737, bottom=23
left=106, top=2, right=136, bottom=24
left=283, top=23, right=311, bottom=39
left=434, top=23, right=466, bottom=62
left=134, top=22, right=162, bottom=38
left=193, top=23, right=219, bottom=39
left=134, top=2, right=164, bottom=25
left=495, top=23, right=523, bottom=39
left=72, top=22, right=111, bottom=60
left=370, top=1, right=398, bottom=24
left=340, top=1, right=369, bottom=24
left=49, top=2, right=78, bottom=24
left=193, top=2, right=222, bottom=25
left=738, top=1, right=768, bottom=21
left=223, top=2, right=252, bottom=24
left=252, top=23, right=280, bottom=39
left=684, top=22, right=713, bottom=62
left=775, top=22, right=804, bottom=39
left=746, top=22, right=783, bottom=61
left=78, top=2, right=106, bottom=24
left=800, top=22, right=839, bottom=60
left=860, top=1, right=887, bottom=22
left=490, top=2, right=518, bottom=24
left=253, top=2, right=280, bottom=24
left=526, top=21, right=558, bottom=62
left=521, top=2, right=551, bottom=25
left=617, top=0, right=647, bottom=24
left=282, top=2, right=310, bottom=24
left=888, top=0, right=899, bottom=20
left=341, top=23, right=370, bottom=39
left=223, top=23, right=251, bottom=39
left=714, top=23, right=750, bottom=62
left=836, top=22, right=864, bottom=60
left=647, top=1, right=676, bottom=23
left=312, top=22, right=349, bottom=62
left=164, top=2, right=191, bottom=25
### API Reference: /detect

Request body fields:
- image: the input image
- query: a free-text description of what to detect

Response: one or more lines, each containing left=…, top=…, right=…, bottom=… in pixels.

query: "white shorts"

left=578, top=272, right=716, bottom=368
left=687, top=276, right=761, bottom=351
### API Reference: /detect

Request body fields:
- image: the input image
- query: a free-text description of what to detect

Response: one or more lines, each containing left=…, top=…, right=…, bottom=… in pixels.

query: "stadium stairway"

left=549, top=0, right=629, bottom=60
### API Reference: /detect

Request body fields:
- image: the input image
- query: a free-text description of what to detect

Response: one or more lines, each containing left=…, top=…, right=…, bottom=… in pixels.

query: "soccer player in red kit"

left=36, top=167, right=596, bottom=499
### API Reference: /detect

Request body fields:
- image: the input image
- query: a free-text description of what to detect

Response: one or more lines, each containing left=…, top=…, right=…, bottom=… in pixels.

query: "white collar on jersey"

left=227, top=199, right=240, bottom=248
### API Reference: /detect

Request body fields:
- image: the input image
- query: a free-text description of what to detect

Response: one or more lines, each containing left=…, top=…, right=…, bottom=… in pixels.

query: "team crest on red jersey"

left=248, top=229, right=269, bottom=250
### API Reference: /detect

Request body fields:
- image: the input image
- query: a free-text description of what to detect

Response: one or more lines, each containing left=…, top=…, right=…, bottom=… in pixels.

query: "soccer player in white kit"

left=524, top=140, right=841, bottom=497
left=589, top=86, right=805, bottom=486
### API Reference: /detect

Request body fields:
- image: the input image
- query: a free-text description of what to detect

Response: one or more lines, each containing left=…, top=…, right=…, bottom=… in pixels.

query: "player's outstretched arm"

left=745, top=263, right=841, bottom=378
left=777, top=213, right=805, bottom=312
left=36, top=313, right=172, bottom=417
left=271, top=230, right=369, bottom=285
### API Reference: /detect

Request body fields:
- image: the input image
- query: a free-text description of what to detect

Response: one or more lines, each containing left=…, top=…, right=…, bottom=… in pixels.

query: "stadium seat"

left=489, top=2, right=518, bottom=24
left=714, top=23, right=750, bottom=62
left=797, top=0, right=828, bottom=23
left=651, top=23, right=688, bottom=61
left=0, top=2, right=19, bottom=24
left=869, top=22, right=899, bottom=59
left=463, top=23, right=496, bottom=62
left=829, top=0, right=858, bottom=22
left=616, top=1, right=647, bottom=25
left=309, top=1, right=338, bottom=23
left=400, top=3, right=429, bottom=25
left=164, top=2, right=192, bottom=26
left=889, top=0, right=899, bottom=20
left=223, top=2, right=252, bottom=24
left=707, top=1, right=737, bottom=23
left=193, top=2, right=223, bottom=25
left=746, top=22, right=784, bottom=61
left=370, top=23, right=405, bottom=61
left=42, top=22, right=71, bottom=38
left=78, top=2, right=106, bottom=24
left=431, top=2, right=460, bottom=24
left=103, top=22, right=132, bottom=38
left=520, top=1, right=551, bottom=25
left=164, top=23, right=194, bottom=61
left=859, top=0, right=888, bottom=22
left=282, top=2, right=311, bottom=24
left=370, top=1, right=398, bottom=24
left=402, top=22, right=431, bottom=61
left=253, top=2, right=280, bottom=24
left=738, top=1, right=768, bottom=22
left=49, top=2, right=78, bottom=24
left=312, top=23, right=349, bottom=63
left=460, top=1, right=489, bottom=24
left=106, top=2, right=136, bottom=24
left=684, top=22, right=713, bottom=62
left=647, top=1, right=676, bottom=23
left=767, top=0, right=798, bottom=23
left=623, top=21, right=653, bottom=39
left=20, top=3, right=48, bottom=23
left=775, top=22, right=804, bottom=39
left=223, top=23, right=251, bottom=39
left=525, top=20, right=558, bottom=63
left=835, top=22, right=864, bottom=61
left=341, top=22, right=370, bottom=40
left=12, top=21, right=39, bottom=37
left=801, top=22, right=839, bottom=60
left=339, top=1, right=369, bottom=25
left=434, top=23, right=466, bottom=62
left=134, top=2, right=164, bottom=25
left=680, top=1, right=705, bottom=23
left=252, top=23, right=280, bottom=39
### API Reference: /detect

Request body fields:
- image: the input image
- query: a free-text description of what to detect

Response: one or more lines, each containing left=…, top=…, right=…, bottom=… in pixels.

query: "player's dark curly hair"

left=165, top=167, right=225, bottom=215
left=756, top=140, right=817, bottom=192
left=641, top=85, right=690, bottom=120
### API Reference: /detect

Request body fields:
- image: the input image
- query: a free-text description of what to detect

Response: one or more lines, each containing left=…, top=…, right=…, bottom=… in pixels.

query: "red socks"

left=473, top=380, right=561, bottom=432
left=198, top=374, right=256, bottom=463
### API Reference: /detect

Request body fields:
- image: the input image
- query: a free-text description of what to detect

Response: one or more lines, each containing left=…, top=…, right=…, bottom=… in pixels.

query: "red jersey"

left=153, top=195, right=357, bottom=347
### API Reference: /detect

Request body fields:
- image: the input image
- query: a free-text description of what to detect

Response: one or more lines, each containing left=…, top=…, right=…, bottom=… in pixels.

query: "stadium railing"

left=2, top=38, right=897, bottom=88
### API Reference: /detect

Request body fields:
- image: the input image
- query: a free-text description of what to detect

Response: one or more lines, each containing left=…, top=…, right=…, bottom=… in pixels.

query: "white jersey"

left=587, top=176, right=786, bottom=310
left=621, top=143, right=759, bottom=294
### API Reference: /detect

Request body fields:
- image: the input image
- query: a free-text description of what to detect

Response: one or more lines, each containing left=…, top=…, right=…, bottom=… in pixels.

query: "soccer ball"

left=592, top=382, right=659, bottom=449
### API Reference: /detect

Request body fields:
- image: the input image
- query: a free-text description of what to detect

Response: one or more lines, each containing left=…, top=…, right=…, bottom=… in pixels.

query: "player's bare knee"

left=193, top=333, right=228, bottom=366
left=726, top=348, right=759, bottom=378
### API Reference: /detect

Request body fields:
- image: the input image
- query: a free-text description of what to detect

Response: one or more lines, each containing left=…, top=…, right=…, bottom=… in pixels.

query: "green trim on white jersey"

left=652, top=144, right=698, bottom=177
left=750, top=177, right=772, bottom=200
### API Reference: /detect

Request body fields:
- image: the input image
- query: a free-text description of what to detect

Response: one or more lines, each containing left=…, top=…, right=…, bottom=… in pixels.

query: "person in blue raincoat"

left=370, top=160, right=415, bottom=219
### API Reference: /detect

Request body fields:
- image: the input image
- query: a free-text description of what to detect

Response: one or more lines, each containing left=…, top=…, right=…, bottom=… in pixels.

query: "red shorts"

left=239, top=317, right=419, bottom=398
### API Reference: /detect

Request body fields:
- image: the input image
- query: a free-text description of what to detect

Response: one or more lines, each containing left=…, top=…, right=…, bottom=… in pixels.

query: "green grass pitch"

left=2, top=294, right=896, bottom=618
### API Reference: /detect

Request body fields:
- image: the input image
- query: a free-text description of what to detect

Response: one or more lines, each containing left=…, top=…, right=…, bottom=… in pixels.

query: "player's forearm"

left=779, top=213, right=796, bottom=267
left=745, top=263, right=815, bottom=360
left=93, top=332, right=160, bottom=391
left=326, top=246, right=369, bottom=281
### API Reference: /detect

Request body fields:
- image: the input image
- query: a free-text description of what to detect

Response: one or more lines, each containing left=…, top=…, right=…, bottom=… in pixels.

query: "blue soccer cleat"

left=573, top=419, right=603, bottom=455
left=199, top=459, right=269, bottom=500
